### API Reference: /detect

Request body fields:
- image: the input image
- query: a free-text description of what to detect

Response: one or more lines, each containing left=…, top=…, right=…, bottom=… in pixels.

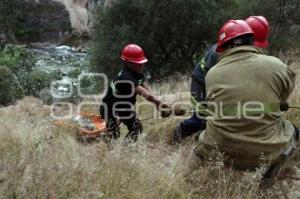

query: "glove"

left=161, top=109, right=172, bottom=118
left=160, top=102, right=172, bottom=118
left=280, top=101, right=289, bottom=111
left=173, top=104, right=187, bottom=116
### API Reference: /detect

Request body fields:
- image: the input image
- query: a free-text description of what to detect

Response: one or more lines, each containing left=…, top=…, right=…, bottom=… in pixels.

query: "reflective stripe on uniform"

left=191, top=96, right=209, bottom=116
left=138, top=79, right=144, bottom=86
left=198, top=57, right=206, bottom=73
left=110, top=82, right=118, bottom=93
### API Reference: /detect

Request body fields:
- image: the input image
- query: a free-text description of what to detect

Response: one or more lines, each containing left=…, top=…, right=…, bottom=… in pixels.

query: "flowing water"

left=28, top=45, right=90, bottom=99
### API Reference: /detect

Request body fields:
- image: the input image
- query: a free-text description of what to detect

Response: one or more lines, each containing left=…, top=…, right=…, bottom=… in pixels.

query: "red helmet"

left=245, top=16, right=269, bottom=48
left=216, top=20, right=254, bottom=52
left=121, top=44, right=148, bottom=64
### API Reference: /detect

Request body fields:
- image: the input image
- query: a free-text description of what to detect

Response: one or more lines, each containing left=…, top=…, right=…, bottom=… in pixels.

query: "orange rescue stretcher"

left=77, top=113, right=107, bottom=139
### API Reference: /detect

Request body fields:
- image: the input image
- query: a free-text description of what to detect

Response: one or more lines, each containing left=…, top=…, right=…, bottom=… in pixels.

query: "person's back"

left=202, top=45, right=296, bottom=169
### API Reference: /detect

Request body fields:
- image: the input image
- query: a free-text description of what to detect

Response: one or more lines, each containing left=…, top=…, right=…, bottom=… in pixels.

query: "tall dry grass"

left=1, top=62, right=300, bottom=198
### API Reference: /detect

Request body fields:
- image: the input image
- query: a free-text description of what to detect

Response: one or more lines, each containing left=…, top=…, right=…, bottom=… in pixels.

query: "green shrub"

left=91, top=0, right=234, bottom=79
left=231, top=0, right=300, bottom=54
left=0, top=66, right=24, bottom=106
left=0, top=0, right=71, bottom=43
left=0, top=0, right=21, bottom=42
left=79, top=74, right=104, bottom=96
left=0, top=45, right=34, bottom=75
left=0, top=45, right=54, bottom=104
left=19, top=70, right=52, bottom=97
left=68, top=68, right=82, bottom=79
left=91, top=0, right=300, bottom=80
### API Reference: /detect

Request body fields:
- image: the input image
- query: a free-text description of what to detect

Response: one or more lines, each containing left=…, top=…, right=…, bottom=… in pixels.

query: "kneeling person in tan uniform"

left=193, top=20, right=298, bottom=178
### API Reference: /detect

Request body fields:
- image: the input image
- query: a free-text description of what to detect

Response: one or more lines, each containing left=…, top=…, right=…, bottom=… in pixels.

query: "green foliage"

left=79, top=74, right=105, bottom=96
left=231, top=0, right=300, bottom=54
left=0, top=66, right=24, bottom=106
left=0, top=45, right=54, bottom=105
left=91, top=0, right=300, bottom=79
left=91, top=0, right=234, bottom=79
left=68, top=68, right=82, bottom=79
left=19, top=70, right=52, bottom=97
left=0, top=45, right=35, bottom=74
left=50, top=69, right=64, bottom=81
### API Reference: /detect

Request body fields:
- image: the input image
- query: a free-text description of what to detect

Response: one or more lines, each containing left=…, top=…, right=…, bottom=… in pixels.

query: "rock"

left=54, top=0, right=104, bottom=35
left=57, top=85, right=69, bottom=92
left=28, top=42, right=54, bottom=49
left=16, top=0, right=71, bottom=43
left=0, top=31, right=7, bottom=49
left=55, top=45, right=72, bottom=51
left=54, top=0, right=90, bottom=34
left=75, top=46, right=87, bottom=53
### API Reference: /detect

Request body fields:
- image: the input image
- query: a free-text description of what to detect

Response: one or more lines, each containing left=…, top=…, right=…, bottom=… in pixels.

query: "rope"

left=140, top=115, right=158, bottom=122
left=139, top=109, right=192, bottom=122
left=289, top=105, right=300, bottom=109
left=138, top=104, right=300, bottom=122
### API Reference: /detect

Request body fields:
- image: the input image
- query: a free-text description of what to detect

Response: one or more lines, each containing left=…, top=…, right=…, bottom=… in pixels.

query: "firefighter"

left=100, top=44, right=172, bottom=143
left=173, top=16, right=270, bottom=144
left=191, top=20, right=298, bottom=179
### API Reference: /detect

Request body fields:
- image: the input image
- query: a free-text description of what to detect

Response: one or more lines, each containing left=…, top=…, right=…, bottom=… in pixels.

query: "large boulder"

left=0, top=0, right=107, bottom=44
left=16, top=0, right=71, bottom=43
left=54, top=0, right=106, bottom=36
left=54, top=0, right=91, bottom=34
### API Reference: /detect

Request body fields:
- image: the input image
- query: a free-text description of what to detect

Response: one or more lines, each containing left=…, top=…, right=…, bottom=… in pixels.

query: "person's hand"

left=280, top=101, right=289, bottom=111
left=160, top=102, right=171, bottom=109
left=173, top=104, right=187, bottom=116
left=160, top=102, right=172, bottom=117
left=161, top=109, right=172, bottom=117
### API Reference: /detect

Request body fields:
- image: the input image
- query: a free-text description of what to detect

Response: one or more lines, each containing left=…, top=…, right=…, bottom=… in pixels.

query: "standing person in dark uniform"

left=172, top=44, right=218, bottom=143
left=173, top=16, right=271, bottom=144
left=100, top=44, right=172, bottom=143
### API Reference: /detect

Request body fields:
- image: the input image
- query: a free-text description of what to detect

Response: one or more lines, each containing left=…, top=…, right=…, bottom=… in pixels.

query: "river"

left=28, top=45, right=90, bottom=100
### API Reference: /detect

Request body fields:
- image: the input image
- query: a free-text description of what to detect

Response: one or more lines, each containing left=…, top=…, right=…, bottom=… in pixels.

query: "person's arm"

left=135, top=86, right=171, bottom=117
left=281, top=67, right=296, bottom=101
left=135, top=86, right=169, bottom=108
left=142, top=81, right=151, bottom=92
left=276, top=62, right=295, bottom=111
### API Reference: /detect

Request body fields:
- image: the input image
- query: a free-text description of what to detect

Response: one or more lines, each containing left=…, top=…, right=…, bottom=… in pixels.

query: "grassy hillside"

left=0, top=63, right=300, bottom=199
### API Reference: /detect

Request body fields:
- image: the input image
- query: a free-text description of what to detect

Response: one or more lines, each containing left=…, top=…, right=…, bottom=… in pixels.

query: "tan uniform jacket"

left=197, top=46, right=296, bottom=170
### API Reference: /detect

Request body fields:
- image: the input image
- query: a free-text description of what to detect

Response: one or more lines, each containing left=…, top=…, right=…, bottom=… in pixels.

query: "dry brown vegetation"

left=1, top=61, right=300, bottom=199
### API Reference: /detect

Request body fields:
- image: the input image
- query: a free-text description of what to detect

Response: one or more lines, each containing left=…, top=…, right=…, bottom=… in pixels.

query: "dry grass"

left=1, top=62, right=300, bottom=199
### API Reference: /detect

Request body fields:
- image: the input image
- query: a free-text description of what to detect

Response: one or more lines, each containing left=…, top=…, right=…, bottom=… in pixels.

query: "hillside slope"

left=1, top=71, right=300, bottom=198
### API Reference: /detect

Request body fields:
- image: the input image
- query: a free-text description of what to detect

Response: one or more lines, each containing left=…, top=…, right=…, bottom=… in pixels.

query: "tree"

left=20, top=70, right=52, bottom=97
left=0, top=66, right=24, bottom=106
left=91, top=0, right=235, bottom=79
left=231, top=0, right=300, bottom=54
left=0, top=45, right=55, bottom=105
left=0, top=0, right=22, bottom=42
